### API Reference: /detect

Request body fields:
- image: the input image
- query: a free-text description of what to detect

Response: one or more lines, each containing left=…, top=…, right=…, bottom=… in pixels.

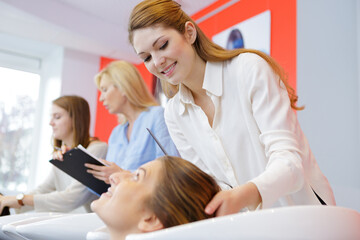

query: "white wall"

left=60, top=49, right=100, bottom=136
left=297, top=0, right=360, bottom=211
left=32, top=46, right=63, bottom=187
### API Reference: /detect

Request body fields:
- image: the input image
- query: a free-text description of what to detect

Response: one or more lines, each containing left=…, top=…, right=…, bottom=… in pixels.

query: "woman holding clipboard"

left=0, top=95, right=107, bottom=213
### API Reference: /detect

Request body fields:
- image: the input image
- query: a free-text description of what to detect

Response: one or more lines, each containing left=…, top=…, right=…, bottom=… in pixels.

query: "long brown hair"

left=147, top=156, right=220, bottom=228
left=52, top=95, right=91, bottom=149
left=129, top=0, right=303, bottom=110
left=95, top=60, right=158, bottom=112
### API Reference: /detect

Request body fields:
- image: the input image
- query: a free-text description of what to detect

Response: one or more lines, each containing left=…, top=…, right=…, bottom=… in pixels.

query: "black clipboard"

left=49, top=145, right=110, bottom=196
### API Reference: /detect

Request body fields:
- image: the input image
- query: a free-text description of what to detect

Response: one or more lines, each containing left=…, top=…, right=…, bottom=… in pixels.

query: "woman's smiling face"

left=91, top=160, right=162, bottom=231
left=132, top=24, right=197, bottom=86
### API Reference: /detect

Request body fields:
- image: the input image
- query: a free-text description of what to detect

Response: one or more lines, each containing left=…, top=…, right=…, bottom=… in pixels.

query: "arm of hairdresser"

left=164, top=109, right=260, bottom=216
left=13, top=142, right=107, bottom=213
left=208, top=55, right=306, bottom=215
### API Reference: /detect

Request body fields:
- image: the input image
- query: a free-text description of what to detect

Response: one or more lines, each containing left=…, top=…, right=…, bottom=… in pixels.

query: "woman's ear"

left=138, top=213, right=164, bottom=232
left=184, top=21, right=197, bottom=44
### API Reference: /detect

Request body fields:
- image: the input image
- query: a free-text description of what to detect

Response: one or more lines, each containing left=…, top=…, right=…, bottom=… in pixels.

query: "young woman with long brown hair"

left=0, top=95, right=107, bottom=213
left=128, top=0, right=336, bottom=216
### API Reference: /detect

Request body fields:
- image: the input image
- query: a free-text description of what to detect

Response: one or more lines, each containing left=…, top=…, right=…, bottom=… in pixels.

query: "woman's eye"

left=143, top=55, right=152, bottom=63
left=160, top=41, right=168, bottom=50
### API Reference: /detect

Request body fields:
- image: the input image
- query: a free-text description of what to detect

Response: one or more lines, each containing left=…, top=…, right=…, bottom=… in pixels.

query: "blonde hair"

left=95, top=60, right=158, bottom=112
left=129, top=0, right=303, bottom=110
left=52, top=95, right=91, bottom=149
left=147, top=156, right=220, bottom=228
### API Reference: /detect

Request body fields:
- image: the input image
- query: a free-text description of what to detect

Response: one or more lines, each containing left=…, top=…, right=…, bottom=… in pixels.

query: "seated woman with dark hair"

left=91, top=156, right=220, bottom=240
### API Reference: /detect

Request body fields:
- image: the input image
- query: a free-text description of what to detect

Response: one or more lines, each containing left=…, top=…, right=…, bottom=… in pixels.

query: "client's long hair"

left=147, top=156, right=220, bottom=228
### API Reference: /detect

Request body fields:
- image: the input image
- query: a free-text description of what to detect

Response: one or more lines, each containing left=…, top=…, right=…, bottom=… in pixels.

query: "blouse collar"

left=178, top=61, right=223, bottom=115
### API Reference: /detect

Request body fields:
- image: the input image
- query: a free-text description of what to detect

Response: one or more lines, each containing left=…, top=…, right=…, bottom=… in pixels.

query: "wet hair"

left=128, top=0, right=303, bottom=110
left=147, top=156, right=220, bottom=228
left=52, top=95, right=91, bottom=149
left=95, top=60, right=158, bottom=112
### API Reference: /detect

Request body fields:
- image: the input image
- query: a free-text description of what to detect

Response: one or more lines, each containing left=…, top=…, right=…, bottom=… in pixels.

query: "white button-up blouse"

left=164, top=53, right=335, bottom=208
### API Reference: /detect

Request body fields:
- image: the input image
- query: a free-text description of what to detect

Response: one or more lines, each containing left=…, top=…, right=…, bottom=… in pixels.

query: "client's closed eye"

left=133, top=168, right=146, bottom=182
left=132, top=171, right=140, bottom=181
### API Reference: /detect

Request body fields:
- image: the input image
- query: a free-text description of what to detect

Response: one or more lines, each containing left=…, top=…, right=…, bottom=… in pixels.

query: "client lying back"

left=91, top=156, right=220, bottom=240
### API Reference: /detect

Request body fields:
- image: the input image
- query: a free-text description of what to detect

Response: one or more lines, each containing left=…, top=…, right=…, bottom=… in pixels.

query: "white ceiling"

left=0, top=0, right=218, bottom=63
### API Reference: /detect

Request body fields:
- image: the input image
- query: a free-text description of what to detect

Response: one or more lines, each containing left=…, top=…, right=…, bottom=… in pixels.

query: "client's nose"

left=109, top=170, right=131, bottom=185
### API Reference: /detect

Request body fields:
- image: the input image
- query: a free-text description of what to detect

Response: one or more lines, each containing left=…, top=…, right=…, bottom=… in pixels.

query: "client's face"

left=91, top=160, right=162, bottom=232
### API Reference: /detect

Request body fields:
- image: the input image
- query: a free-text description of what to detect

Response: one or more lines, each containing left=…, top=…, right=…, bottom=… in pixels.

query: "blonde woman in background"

left=85, top=60, right=179, bottom=184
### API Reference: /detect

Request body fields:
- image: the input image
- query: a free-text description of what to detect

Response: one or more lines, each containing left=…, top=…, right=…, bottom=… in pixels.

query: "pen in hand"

left=53, top=145, right=68, bottom=161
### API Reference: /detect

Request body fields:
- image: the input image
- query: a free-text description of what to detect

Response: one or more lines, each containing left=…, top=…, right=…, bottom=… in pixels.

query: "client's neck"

left=110, top=231, right=126, bottom=240
left=110, top=227, right=139, bottom=240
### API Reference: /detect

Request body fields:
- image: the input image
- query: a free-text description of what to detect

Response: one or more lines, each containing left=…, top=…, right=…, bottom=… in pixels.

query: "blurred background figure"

left=0, top=95, right=107, bottom=214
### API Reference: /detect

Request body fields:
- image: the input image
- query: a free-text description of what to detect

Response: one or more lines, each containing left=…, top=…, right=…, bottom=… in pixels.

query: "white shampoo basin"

left=125, top=206, right=360, bottom=240
left=2, top=213, right=65, bottom=240
left=15, top=213, right=104, bottom=240
left=0, top=212, right=62, bottom=240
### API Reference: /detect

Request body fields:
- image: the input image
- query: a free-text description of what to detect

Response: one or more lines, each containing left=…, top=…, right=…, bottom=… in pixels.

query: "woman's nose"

left=99, top=92, right=105, bottom=102
left=153, top=54, right=165, bottom=68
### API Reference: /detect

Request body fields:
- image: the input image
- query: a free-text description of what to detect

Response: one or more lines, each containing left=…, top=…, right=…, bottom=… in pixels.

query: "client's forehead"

left=140, top=160, right=162, bottom=185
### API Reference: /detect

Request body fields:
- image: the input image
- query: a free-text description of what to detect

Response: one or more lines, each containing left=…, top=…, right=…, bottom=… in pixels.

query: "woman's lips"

left=162, top=62, right=176, bottom=77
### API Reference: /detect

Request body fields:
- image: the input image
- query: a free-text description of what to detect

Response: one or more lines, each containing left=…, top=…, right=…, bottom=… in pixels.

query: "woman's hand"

left=52, top=145, right=70, bottom=161
left=0, top=195, right=21, bottom=213
left=85, top=159, right=123, bottom=184
left=205, top=182, right=262, bottom=216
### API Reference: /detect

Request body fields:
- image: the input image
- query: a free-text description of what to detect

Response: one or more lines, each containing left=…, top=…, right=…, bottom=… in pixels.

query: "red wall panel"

left=195, top=0, right=296, bottom=88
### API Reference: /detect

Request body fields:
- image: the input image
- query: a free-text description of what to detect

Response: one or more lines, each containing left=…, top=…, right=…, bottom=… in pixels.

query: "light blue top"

left=106, top=106, right=179, bottom=171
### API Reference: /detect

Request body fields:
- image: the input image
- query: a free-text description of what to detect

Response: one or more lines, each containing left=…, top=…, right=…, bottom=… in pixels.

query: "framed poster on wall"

left=212, top=10, right=271, bottom=54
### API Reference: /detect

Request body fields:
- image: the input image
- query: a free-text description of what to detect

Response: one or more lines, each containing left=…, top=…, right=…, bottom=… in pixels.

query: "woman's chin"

left=90, top=198, right=101, bottom=212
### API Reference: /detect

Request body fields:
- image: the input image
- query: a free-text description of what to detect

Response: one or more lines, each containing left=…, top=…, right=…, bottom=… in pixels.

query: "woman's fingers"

left=205, top=183, right=262, bottom=216
left=52, top=151, right=64, bottom=161
left=205, top=192, right=223, bottom=215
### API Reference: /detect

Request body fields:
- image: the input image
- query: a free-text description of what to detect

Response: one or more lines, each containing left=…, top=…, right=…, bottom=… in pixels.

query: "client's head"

left=91, top=156, right=220, bottom=239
